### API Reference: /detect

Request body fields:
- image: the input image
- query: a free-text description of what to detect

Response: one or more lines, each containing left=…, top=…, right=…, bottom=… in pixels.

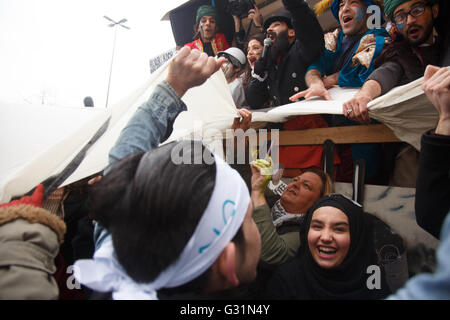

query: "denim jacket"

left=94, top=80, right=187, bottom=249
left=109, top=80, right=187, bottom=164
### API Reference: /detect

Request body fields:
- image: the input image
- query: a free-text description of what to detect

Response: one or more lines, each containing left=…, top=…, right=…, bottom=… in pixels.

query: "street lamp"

left=104, top=15, right=130, bottom=108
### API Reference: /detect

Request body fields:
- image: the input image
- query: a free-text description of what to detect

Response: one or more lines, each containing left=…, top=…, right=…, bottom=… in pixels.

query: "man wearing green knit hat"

left=384, top=0, right=439, bottom=45
left=343, top=0, right=442, bottom=187
left=344, top=0, right=442, bottom=124
left=185, top=5, right=230, bottom=57
left=195, top=4, right=217, bottom=24
left=384, top=0, right=438, bottom=20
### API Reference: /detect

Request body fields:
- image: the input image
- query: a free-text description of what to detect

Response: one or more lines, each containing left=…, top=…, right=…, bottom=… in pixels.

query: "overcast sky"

left=0, top=0, right=185, bottom=108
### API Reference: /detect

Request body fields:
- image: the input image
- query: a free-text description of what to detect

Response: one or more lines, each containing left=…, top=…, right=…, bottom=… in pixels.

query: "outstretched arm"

left=109, top=48, right=226, bottom=164
left=344, top=61, right=404, bottom=124
left=251, top=164, right=299, bottom=265
left=96, top=48, right=225, bottom=249
left=415, top=65, right=450, bottom=239
left=290, top=68, right=331, bottom=101
left=247, top=4, right=264, bottom=34
left=284, top=0, right=324, bottom=65
left=342, top=79, right=382, bottom=124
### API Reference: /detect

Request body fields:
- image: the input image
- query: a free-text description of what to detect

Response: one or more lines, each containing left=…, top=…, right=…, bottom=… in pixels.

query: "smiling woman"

left=308, top=205, right=351, bottom=269
left=265, top=194, right=392, bottom=300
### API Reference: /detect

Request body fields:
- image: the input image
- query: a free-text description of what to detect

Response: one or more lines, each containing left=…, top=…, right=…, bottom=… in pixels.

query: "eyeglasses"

left=393, top=3, right=428, bottom=25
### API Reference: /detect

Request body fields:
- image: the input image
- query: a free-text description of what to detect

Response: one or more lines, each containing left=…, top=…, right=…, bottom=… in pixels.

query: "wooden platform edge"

left=264, top=124, right=401, bottom=146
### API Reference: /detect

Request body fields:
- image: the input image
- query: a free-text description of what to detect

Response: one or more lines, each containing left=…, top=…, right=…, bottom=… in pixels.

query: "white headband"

left=74, top=153, right=250, bottom=300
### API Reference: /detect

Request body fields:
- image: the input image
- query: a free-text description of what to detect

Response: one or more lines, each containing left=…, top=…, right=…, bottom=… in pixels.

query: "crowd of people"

left=0, top=0, right=449, bottom=301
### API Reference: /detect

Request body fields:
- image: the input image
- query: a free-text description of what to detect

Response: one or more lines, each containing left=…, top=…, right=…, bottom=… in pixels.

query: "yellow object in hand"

left=251, top=157, right=273, bottom=190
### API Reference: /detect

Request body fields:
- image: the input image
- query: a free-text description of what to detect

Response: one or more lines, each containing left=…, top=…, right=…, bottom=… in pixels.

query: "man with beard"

left=244, top=0, right=324, bottom=108
left=343, top=0, right=442, bottom=124
left=341, top=0, right=442, bottom=188
left=184, top=5, right=230, bottom=57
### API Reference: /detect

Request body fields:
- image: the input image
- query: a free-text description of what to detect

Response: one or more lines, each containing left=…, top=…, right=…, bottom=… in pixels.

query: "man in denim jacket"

left=94, top=48, right=227, bottom=249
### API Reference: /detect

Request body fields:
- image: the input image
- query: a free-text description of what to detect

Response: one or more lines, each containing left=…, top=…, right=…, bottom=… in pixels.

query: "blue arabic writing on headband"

left=199, top=200, right=236, bottom=254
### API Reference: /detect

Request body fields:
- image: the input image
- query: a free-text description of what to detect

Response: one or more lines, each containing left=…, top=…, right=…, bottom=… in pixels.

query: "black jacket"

left=415, top=131, right=450, bottom=239
left=245, top=0, right=324, bottom=108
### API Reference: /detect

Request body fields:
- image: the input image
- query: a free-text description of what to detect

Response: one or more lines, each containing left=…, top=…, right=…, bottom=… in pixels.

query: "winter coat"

left=0, top=203, right=66, bottom=299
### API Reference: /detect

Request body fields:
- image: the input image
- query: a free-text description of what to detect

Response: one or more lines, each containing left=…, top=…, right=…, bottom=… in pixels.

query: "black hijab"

left=266, top=194, right=390, bottom=300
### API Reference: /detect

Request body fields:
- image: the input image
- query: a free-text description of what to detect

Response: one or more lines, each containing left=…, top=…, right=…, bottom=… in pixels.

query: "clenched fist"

left=166, top=47, right=227, bottom=97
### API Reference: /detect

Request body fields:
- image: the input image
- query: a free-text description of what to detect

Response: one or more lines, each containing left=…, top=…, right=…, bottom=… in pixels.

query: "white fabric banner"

left=252, top=77, right=439, bottom=150
left=0, top=58, right=444, bottom=203
left=0, top=55, right=238, bottom=203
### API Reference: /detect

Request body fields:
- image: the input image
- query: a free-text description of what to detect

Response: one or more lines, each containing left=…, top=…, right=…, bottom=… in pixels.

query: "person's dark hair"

left=89, top=140, right=217, bottom=283
left=83, top=96, right=94, bottom=107
left=242, top=32, right=265, bottom=88
left=247, top=32, right=265, bottom=48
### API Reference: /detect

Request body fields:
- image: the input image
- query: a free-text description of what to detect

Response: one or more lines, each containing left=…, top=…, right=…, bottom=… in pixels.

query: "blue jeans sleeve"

left=108, top=80, right=187, bottom=166
left=94, top=80, right=187, bottom=247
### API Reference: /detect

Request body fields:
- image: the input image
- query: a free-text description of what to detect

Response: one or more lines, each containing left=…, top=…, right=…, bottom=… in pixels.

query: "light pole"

left=104, top=16, right=129, bottom=108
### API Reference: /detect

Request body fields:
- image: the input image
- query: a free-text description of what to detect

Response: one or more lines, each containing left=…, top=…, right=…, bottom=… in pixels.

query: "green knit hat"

left=196, top=5, right=217, bottom=23
left=384, top=0, right=439, bottom=20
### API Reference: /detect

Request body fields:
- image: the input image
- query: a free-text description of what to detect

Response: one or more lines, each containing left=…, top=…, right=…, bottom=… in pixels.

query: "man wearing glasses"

left=342, top=0, right=442, bottom=188
left=343, top=0, right=442, bottom=124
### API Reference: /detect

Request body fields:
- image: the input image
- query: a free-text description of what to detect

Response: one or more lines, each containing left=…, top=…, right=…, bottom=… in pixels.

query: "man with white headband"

left=73, top=47, right=261, bottom=299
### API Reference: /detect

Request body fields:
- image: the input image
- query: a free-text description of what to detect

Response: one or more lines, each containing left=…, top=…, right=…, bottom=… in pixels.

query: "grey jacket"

left=0, top=204, right=66, bottom=299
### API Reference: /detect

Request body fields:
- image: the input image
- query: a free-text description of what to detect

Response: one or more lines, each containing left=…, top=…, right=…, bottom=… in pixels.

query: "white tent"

left=0, top=56, right=237, bottom=203
left=0, top=54, right=443, bottom=203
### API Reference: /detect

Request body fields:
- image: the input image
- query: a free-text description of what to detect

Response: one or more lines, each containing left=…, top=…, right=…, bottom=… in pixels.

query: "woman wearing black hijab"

left=265, top=194, right=391, bottom=299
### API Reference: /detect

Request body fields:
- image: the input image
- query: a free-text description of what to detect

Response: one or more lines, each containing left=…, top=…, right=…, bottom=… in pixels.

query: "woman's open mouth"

left=248, top=56, right=257, bottom=67
left=317, top=246, right=338, bottom=259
